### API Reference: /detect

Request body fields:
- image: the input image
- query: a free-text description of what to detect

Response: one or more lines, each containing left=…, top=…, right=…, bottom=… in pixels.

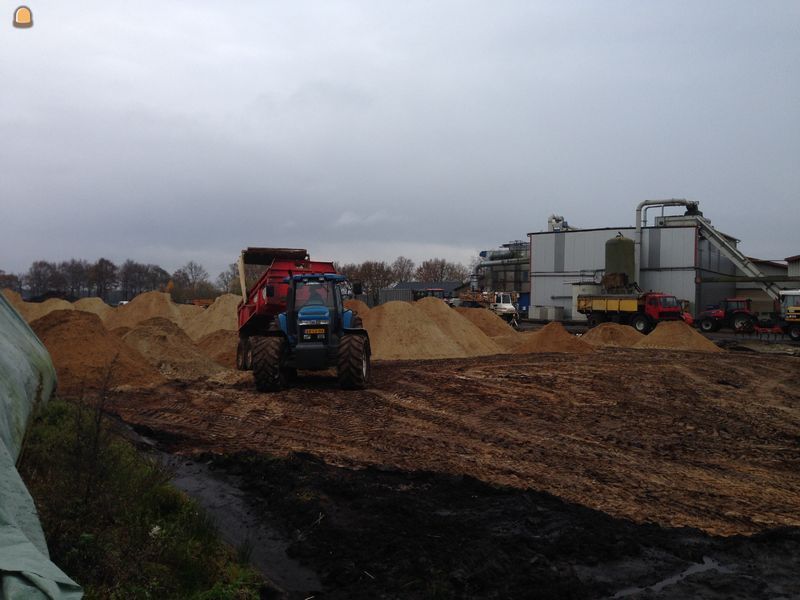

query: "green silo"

left=605, top=233, right=636, bottom=285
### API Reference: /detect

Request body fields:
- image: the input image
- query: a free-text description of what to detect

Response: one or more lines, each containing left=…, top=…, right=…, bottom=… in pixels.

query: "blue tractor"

left=250, top=273, right=371, bottom=392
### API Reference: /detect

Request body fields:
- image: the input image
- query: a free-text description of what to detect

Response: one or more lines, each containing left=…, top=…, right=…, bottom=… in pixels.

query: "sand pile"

left=183, top=294, right=241, bottom=341
left=416, top=297, right=501, bottom=356
left=122, top=317, right=226, bottom=380
left=516, top=322, right=594, bottom=354
left=21, top=298, right=76, bottom=322
left=344, top=299, right=370, bottom=315
left=197, top=330, right=239, bottom=369
left=74, top=297, right=114, bottom=322
left=362, top=301, right=468, bottom=360
left=29, top=310, right=165, bottom=395
left=635, top=321, right=722, bottom=353
left=582, top=322, right=644, bottom=348
left=105, top=291, right=198, bottom=330
left=455, top=307, right=515, bottom=337
left=2, top=288, right=26, bottom=312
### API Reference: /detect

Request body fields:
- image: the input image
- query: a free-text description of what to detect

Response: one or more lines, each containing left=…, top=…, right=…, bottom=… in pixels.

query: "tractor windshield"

left=294, top=280, right=336, bottom=309
left=782, top=294, right=800, bottom=309
left=726, top=300, right=748, bottom=310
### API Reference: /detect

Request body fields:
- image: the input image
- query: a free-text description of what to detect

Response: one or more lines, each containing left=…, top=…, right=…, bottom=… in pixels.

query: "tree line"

left=1, top=255, right=471, bottom=304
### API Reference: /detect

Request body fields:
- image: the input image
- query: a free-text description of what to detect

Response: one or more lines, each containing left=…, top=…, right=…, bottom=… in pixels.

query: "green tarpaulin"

left=0, top=294, right=82, bottom=599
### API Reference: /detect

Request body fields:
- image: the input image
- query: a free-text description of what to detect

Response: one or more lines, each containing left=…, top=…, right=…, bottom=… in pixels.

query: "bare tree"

left=25, top=260, right=62, bottom=297
left=414, top=258, right=468, bottom=282
left=0, top=270, right=22, bottom=292
left=216, top=263, right=239, bottom=294
left=391, top=256, right=415, bottom=283
left=89, top=258, right=118, bottom=301
left=59, top=259, right=90, bottom=297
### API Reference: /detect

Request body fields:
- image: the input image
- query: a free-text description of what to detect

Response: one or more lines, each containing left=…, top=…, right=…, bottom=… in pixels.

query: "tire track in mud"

left=110, top=349, right=800, bottom=535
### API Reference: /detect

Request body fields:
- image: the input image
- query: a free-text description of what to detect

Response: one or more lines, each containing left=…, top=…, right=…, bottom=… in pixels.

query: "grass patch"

left=17, top=398, right=266, bottom=600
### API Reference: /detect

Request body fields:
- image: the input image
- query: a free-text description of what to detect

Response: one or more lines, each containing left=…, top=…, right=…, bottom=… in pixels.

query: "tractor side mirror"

left=265, top=285, right=275, bottom=297
left=352, top=282, right=363, bottom=296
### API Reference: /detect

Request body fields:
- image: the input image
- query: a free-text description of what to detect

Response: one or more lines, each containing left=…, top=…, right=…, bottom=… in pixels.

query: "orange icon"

left=13, top=6, right=33, bottom=28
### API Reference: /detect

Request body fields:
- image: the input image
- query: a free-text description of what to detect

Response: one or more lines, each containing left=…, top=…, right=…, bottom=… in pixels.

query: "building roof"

left=747, top=257, right=788, bottom=269
left=785, top=254, right=800, bottom=263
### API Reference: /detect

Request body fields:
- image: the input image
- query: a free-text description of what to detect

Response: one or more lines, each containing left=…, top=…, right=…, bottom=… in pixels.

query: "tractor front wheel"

left=699, top=318, right=717, bottom=333
left=236, top=338, right=246, bottom=370
left=338, top=334, right=370, bottom=390
left=252, top=336, right=289, bottom=392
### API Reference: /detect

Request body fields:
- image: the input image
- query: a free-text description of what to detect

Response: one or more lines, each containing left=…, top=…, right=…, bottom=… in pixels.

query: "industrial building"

left=473, top=241, right=531, bottom=313
left=528, top=199, right=797, bottom=321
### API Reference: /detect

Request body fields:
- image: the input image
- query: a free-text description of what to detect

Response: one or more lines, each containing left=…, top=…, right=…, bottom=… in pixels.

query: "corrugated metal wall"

left=529, top=226, right=738, bottom=318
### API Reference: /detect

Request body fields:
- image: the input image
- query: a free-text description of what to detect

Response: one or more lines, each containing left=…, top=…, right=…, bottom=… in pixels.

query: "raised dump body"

left=237, top=247, right=336, bottom=336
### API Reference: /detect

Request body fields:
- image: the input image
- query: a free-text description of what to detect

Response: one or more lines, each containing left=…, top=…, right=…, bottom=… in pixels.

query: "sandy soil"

left=109, top=349, right=800, bottom=537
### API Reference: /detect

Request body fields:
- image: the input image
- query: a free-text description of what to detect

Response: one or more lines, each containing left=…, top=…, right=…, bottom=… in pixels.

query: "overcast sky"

left=1, top=1, right=798, bottom=279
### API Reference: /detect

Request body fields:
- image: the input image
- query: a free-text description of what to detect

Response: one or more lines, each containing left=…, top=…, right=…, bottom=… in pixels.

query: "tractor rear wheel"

left=252, top=336, right=289, bottom=392
left=789, top=326, right=800, bottom=342
left=351, top=314, right=363, bottom=329
left=338, top=334, right=370, bottom=390
left=630, top=314, right=651, bottom=334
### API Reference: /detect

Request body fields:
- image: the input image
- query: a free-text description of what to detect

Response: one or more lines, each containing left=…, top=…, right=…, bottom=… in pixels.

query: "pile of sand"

left=516, top=322, right=594, bottom=354
left=183, top=294, right=241, bottom=341
left=1, top=288, right=26, bottom=312
left=29, top=310, right=164, bottom=395
left=105, top=291, right=202, bottom=331
left=344, top=299, right=370, bottom=315
left=635, top=321, right=722, bottom=353
left=415, top=297, right=501, bottom=356
left=122, top=317, right=226, bottom=380
left=197, top=329, right=239, bottom=369
left=362, top=301, right=468, bottom=360
left=455, top=307, right=514, bottom=337
left=582, top=322, right=644, bottom=348
left=22, top=298, right=76, bottom=322
left=74, top=296, right=114, bottom=322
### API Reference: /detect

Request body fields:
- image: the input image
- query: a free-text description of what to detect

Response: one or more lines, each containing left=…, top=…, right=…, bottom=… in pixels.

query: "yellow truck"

left=577, top=291, right=683, bottom=333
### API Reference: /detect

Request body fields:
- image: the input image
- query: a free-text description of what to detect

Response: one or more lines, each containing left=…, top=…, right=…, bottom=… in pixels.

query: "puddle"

left=612, top=556, right=734, bottom=598
left=162, top=455, right=322, bottom=594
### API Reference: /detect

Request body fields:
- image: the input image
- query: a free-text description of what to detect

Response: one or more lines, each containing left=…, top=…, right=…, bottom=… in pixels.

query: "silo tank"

left=605, top=234, right=635, bottom=283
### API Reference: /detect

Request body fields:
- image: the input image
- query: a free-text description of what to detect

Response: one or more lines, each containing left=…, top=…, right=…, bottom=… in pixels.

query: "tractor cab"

left=697, top=297, right=756, bottom=332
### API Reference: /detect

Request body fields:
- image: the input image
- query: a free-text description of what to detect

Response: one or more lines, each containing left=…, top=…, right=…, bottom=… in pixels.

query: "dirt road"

left=110, top=348, right=800, bottom=537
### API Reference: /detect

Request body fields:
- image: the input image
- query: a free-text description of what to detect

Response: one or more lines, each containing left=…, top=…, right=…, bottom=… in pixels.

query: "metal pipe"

left=634, top=199, right=692, bottom=285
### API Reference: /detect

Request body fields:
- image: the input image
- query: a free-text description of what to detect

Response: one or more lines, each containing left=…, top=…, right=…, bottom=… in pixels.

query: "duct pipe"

left=634, top=199, right=694, bottom=285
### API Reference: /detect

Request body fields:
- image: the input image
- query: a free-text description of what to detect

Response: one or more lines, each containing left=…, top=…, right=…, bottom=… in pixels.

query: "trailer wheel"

left=630, top=314, right=651, bottom=334
left=587, top=314, right=604, bottom=328
left=338, top=334, right=370, bottom=390
left=351, top=314, right=363, bottom=328
left=789, top=326, right=800, bottom=343
left=252, top=336, right=289, bottom=392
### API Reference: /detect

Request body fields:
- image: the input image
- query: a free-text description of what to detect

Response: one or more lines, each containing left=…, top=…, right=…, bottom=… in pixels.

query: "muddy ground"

left=109, top=349, right=800, bottom=598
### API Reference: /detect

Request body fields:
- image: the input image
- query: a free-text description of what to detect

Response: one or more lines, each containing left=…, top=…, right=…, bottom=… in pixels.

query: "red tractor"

left=696, top=297, right=757, bottom=333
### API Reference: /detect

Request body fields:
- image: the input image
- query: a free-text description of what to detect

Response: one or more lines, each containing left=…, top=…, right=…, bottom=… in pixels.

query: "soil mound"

left=1, top=288, right=26, bottom=312
left=582, top=322, right=644, bottom=347
left=415, top=297, right=501, bottom=356
left=23, top=298, right=76, bottom=322
left=362, top=301, right=466, bottom=360
left=197, top=329, right=239, bottom=369
left=344, top=299, right=370, bottom=315
left=122, top=317, right=226, bottom=380
left=105, top=291, right=193, bottom=331
left=455, top=307, right=515, bottom=337
left=517, top=322, right=594, bottom=354
left=29, top=310, right=164, bottom=395
left=74, top=297, right=114, bottom=322
left=635, top=320, right=722, bottom=353
left=183, top=294, right=241, bottom=341
left=110, top=326, right=131, bottom=337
